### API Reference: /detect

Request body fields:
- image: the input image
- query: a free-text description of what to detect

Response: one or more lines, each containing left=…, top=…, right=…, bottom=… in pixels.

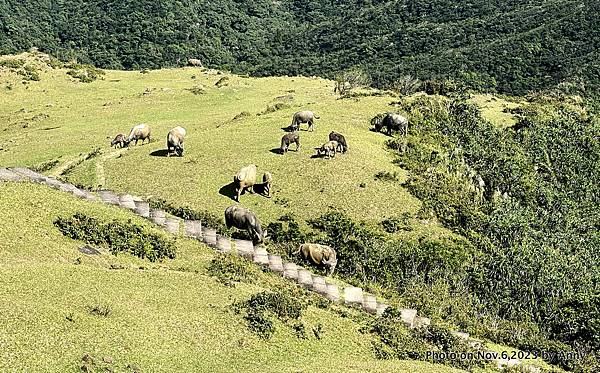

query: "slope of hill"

left=0, top=181, right=474, bottom=372
left=1, top=53, right=597, bottom=371
left=1, top=0, right=599, bottom=94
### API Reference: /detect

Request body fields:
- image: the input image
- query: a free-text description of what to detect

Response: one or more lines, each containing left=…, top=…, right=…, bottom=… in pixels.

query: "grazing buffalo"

left=188, top=58, right=203, bottom=67
left=224, top=205, right=268, bottom=244
left=110, top=133, right=127, bottom=148
left=328, top=131, right=348, bottom=153
left=261, top=172, right=273, bottom=198
left=371, top=113, right=409, bottom=136
left=295, top=243, right=338, bottom=275
left=167, top=126, right=186, bottom=157
left=291, top=111, right=319, bottom=132
left=127, top=123, right=151, bottom=146
left=280, top=132, right=300, bottom=154
left=234, top=164, right=257, bottom=202
left=315, top=140, right=338, bottom=159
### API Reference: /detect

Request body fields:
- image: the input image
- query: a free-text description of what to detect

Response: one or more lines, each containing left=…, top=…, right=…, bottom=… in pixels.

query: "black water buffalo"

left=371, top=113, right=409, bottom=136
left=110, top=133, right=127, bottom=148
left=328, top=131, right=348, bottom=153
left=224, top=205, right=267, bottom=244
left=280, top=132, right=300, bottom=153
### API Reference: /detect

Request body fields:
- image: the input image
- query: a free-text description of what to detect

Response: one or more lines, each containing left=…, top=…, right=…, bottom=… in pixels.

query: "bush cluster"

left=207, top=253, right=257, bottom=285
left=233, top=291, right=307, bottom=339
left=54, top=212, right=176, bottom=261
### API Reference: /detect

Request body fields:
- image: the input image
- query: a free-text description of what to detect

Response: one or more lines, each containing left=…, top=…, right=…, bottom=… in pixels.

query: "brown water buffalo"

left=291, top=111, right=319, bottom=131
left=224, top=205, right=268, bottom=244
left=280, top=132, right=300, bottom=154
left=328, top=131, right=348, bottom=153
left=110, top=133, right=127, bottom=148
left=127, top=123, right=151, bottom=145
left=167, top=126, right=186, bottom=157
left=234, top=164, right=257, bottom=202
left=315, top=140, right=338, bottom=159
left=295, top=243, right=338, bottom=275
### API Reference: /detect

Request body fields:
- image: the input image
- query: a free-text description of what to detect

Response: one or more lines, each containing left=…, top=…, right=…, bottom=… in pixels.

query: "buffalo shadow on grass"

left=269, top=148, right=284, bottom=155
left=219, top=182, right=238, bottom=201
left=149, top=149, right=169, bottom=157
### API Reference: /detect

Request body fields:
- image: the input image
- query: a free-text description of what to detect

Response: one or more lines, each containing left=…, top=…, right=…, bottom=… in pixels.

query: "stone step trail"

left=2, top=167, right=544, bottom=372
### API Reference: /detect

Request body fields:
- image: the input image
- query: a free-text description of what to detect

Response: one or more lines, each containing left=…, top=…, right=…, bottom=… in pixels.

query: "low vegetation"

left=54, top=212, right=176, bottom=261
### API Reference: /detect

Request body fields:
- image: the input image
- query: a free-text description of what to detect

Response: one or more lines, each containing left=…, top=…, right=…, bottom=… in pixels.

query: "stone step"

left=133, top=200, right=150, bottom=218
left=164, top=217, right=181, bottom=235
left=267, top=254, right=283, bottom=273
left=234, top=239, right=253, bottom=259
left=98, top=190, right=119, bottom=205
left=311, top=275, right=327, bottom=295
left=0, top=168, right=25, bottom=182
left=325, top=283, right=340, bottom=302
left=216, top=235, right=232, bottom=253
left=202, top=227, right=217, bottom=247
left=282, top=262, right=299, bottom=280
left=362, top=294, right=377, bottom=314
left=183, top=220, right=202, bottom=238
left=343, top=286, right=363, bottom=306
left=11, top=167, right=47, bottom=182
left=297, top=268, right=313, bottom=288
left=253, top=246, right=269, bottom=265
left=118, top=194, right=136, bottom=210
left=413, top=316, right=431, bottom=329
left=399, top=308, right=417, bottom=328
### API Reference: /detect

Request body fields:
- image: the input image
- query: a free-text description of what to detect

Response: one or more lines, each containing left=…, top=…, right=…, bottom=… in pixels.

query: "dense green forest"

left=1, top=0, right=599, bottom=95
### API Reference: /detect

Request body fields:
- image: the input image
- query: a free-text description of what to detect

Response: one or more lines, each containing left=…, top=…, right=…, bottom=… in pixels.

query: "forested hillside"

left=1, top=0, right=599, bottom=95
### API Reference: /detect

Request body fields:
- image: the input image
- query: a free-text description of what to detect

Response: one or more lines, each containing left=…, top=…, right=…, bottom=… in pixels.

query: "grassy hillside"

left=0, top=181, right=473, bottom=372
left=0, top=53, right=454, bottom=242
left=1, top=53, right=595, bottom=371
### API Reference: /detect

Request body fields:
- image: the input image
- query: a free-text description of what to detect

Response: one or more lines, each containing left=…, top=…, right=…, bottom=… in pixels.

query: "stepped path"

left=0, top=167, right=542, bottom=373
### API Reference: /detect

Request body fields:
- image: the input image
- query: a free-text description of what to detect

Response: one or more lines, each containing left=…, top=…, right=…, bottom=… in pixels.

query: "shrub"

left=0, top=59, right=25, bottom=69
left=381, top=213, right=413, bottom=233
left=215, top=76, right=229, bottom=87
left=54, top=212, right=176, bottom=261
left=31, top=159, right=59, bottom=172
left=207, top=253, right=257, bottom=285
left=374, top=171, right=399, bottom=182
left=234, top=291, right=307, bottom=339
left=65, top=63, right=105, bottom=83
left=18, top=65, right=41, bottom=81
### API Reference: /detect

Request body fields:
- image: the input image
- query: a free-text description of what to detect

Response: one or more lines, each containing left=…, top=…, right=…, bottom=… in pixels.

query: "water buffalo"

left=127, top=123, right=151, bottom=145
left=315, top=140, right=338, bottom=159
left=371, top=113, right=409, bottom=136
left=280, top=132, right=300, bottom=154
left=110, top=133, right=127, bottom=148
left=224, top=205, right=268, bottom=244
left=234, top=164, right=257, bottom=202
left=328, top=131, right=348, bottom=153
left=167, top=126, right=186, bottom=157
left=291, top=111, right=319, bottom=132
left=188, top=58, right=203, bottom=67
left=295, top=243, right=338, bottom=275
left=261, top=172, right=273, bottom=198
